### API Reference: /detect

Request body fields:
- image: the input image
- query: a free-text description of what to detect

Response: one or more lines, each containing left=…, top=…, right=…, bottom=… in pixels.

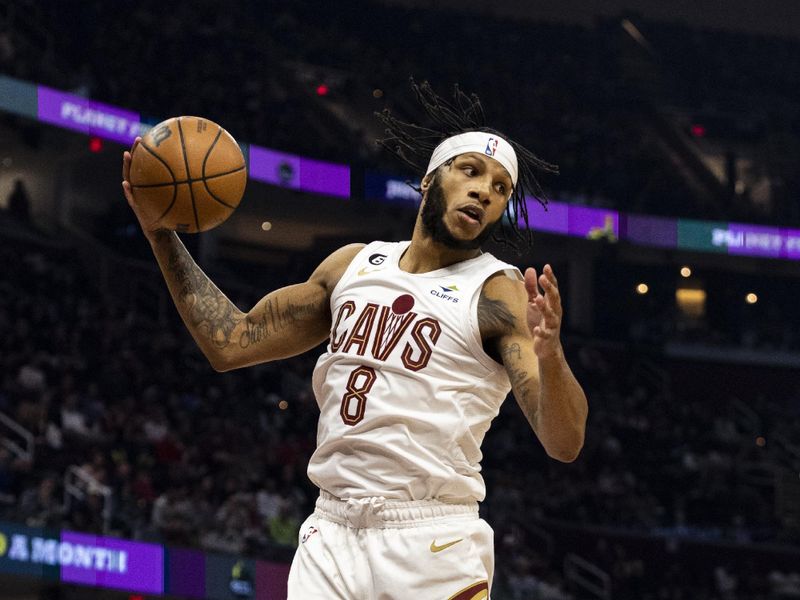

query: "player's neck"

left=400, top=228, right=481, bottom=274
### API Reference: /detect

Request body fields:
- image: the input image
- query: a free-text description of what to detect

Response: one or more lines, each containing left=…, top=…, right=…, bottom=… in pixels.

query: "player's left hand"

left=524, top=264, right=563, bottom=359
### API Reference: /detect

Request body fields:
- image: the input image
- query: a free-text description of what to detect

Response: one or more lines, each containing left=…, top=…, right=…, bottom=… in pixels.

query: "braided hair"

left=376, top=78, right=558, bottom=247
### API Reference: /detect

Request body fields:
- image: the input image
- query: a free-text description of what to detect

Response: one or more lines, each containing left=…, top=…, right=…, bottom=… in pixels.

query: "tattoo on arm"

left=478, top=292, right=516, bottom=337
left=501, top=341, right=537, bottom=423
left=160, top=231, right=242, bottom=348
left=156, top=231, right=324, bottom=353
left=239, top=297, right=321, bottom=349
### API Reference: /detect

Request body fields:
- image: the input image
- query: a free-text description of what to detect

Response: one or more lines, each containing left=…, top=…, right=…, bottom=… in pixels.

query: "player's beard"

left=420, top=177, right=501, bottom=250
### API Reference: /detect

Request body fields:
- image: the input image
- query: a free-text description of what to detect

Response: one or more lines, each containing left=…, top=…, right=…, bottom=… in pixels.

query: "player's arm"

left=479, top=266, right=587, bottom=462
left=148, top=232, right=362, bottom=371
left=122, top=138, right=363, bottom=371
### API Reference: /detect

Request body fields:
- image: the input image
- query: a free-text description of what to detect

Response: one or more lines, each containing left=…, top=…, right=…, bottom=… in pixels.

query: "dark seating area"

left=0, top=220, right=798, bottom=597
left=5, top=1, right=800, bottom=225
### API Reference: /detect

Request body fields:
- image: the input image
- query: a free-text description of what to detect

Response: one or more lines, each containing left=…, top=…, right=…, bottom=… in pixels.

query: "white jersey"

left=308, top=240, right=520, bottom=503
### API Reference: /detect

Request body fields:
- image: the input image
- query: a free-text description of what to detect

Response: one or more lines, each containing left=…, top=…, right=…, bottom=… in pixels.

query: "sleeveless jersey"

left=307, top=241, right=521, bottom=503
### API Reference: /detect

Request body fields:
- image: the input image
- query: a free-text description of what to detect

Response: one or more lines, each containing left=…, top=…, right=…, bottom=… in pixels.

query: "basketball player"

left=121, top=81, right=587, bottom=599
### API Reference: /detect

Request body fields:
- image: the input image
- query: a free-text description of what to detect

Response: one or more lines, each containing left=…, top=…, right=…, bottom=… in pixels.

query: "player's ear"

left=420, top=174, right=433, bottom=193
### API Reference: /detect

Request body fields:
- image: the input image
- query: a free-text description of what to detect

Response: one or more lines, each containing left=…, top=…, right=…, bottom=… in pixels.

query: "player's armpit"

left=213, top=243, right=364, bottom=371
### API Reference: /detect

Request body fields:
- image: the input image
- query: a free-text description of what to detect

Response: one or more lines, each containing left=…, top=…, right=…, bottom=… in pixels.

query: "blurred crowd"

left=0, top=226, right=318, bottom=561
left=1, top=218, right=799, bottom=598
left=3, top=0, right=800, bottom=225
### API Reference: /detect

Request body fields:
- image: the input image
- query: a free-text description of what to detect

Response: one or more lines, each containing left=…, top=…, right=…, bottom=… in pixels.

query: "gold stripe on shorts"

left=446, top=580, right=489, bottom=600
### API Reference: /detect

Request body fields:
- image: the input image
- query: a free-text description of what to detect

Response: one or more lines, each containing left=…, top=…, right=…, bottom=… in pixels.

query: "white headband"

left=425, top=131, right=518, bottom=185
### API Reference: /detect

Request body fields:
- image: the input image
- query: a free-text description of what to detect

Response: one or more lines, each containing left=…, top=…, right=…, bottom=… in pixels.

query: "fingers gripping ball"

left=129, top=116, right=246, bottom=233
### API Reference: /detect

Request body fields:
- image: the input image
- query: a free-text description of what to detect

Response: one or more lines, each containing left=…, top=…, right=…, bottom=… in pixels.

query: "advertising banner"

left=364, top=171, right=420, bottom=205
left=726, top=223, right=785, bottom=258
left=783, top=228, right=800, bottom=259
left=299, top=156, right=350, bottom=198
left=37, top=86, right=144, bottom=144
left=256, top=560, right=290, bottom=600
left=249, top=145, right=349, bottom=198
left=0, top=75, right=38, bottom=118
left=0, top=73, right=798, bottom=262
left=568, top=205, right=619, bottom=240
left=59, top=530, right=164, bottom=595
left=167, top=547, right=206, bottom=599
left=677, top=219, right=727, bottom=253
left=0, top=521, right=60, bottom=580
left=624, top=214, right=678, bottom=248
left=205, top=554, right=257, bottom=600
left=523, top=198, right=569, bottom=234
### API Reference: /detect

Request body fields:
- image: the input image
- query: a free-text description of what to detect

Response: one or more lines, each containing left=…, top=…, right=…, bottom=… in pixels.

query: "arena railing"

left=0, top=411, right=34, bottom=464
left=564, top=552, right=612, bottom=600
left=62, top=466, right=112, bottom=534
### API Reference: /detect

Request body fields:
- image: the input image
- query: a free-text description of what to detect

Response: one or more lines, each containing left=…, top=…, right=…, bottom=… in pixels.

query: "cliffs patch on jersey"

left=329, top=294, right=441, bottom=371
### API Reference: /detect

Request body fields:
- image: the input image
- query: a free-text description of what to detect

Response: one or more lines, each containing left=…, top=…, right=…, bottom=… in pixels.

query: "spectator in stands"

left=18, top=473, right=60, bottom=527
left=267, top=501, right=300, bottom=549
left=152, top=485, right=196, bottom=545
left=5, top=179, right=31, bottom=224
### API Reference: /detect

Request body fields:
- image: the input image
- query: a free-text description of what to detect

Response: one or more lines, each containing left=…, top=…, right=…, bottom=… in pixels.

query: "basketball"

left=129, top=116, right=246, bottom=233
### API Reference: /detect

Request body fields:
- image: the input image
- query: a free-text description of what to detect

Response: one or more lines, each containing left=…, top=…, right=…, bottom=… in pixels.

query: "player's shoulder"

left=317, top=243, right=366, bottom=274
left=481, top=267, right=525, bottom=300
left=310, top=242, right=369, bottom=292
left=330, top=242, right=368, bottom=262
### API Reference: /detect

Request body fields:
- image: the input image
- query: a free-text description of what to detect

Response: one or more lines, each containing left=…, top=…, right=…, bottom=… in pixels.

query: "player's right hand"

left=121, top=137, right=163, bottom=240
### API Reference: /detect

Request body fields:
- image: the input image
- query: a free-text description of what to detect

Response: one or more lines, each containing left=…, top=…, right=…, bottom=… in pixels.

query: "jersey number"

left=340, top=366, right=376, bottom=426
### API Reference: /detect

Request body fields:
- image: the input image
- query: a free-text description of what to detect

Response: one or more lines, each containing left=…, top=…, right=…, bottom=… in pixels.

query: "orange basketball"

left=129, top=116, right=246, bottom=233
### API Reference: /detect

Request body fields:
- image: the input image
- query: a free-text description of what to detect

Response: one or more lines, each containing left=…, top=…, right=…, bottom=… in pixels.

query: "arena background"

left=1, top=1, right=799, bottom=598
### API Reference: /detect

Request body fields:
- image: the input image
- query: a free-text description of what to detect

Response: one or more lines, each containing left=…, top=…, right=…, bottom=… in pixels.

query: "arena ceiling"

left=379, top=0, right=800, bottom=39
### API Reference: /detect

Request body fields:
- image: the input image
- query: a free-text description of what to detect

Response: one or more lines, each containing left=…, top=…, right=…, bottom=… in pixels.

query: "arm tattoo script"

left=159, top=231, right=242, bottom=348
left=501, top=341, right=537, bottom=424
left=239, top=297, right=321, bottom=349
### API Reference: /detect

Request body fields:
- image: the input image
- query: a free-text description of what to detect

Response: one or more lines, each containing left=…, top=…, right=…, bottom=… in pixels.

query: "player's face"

left=420, top=153, right=513, bottom=250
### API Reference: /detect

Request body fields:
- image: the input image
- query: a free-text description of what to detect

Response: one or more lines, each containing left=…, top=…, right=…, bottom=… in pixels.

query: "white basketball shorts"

left=287, top=491, right=494, bottom=599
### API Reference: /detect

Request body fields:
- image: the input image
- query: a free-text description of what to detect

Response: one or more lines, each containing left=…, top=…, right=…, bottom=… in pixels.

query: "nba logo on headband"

left=425, top=131, right=519, bottom=185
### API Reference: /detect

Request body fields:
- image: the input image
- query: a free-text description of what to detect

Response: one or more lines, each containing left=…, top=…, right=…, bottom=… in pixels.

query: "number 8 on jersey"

left=340, top=366, right=377, bottom=425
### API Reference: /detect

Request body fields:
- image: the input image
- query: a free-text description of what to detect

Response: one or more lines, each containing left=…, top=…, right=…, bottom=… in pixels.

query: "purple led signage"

left=520, top=199, right=619, bottom=240
left=299, top=156, right=350, bottom=197
left=783, top=228, right=800, bottom=260
left=726, top=223, right=784, bottom=258
left=167, top=547, right=205, bottom=599
left=624, top=214, right=678, bottom=248
left=6, top=75, right=800, bottom=261
left=59, top=531, right=163, bottom=595
left=523, top=198, right=569, bottom=234
left=249, top=144, right=349, bottom=198
left=37, top=86, right=144, bottom=144
left=567, top=205, right=619, bottom=239
left=249, top=145, right=301, bottom=187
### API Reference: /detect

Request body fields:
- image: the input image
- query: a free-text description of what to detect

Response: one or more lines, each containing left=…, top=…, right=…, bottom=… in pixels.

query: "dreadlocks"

left=376, top=78, right=558, bottom=247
